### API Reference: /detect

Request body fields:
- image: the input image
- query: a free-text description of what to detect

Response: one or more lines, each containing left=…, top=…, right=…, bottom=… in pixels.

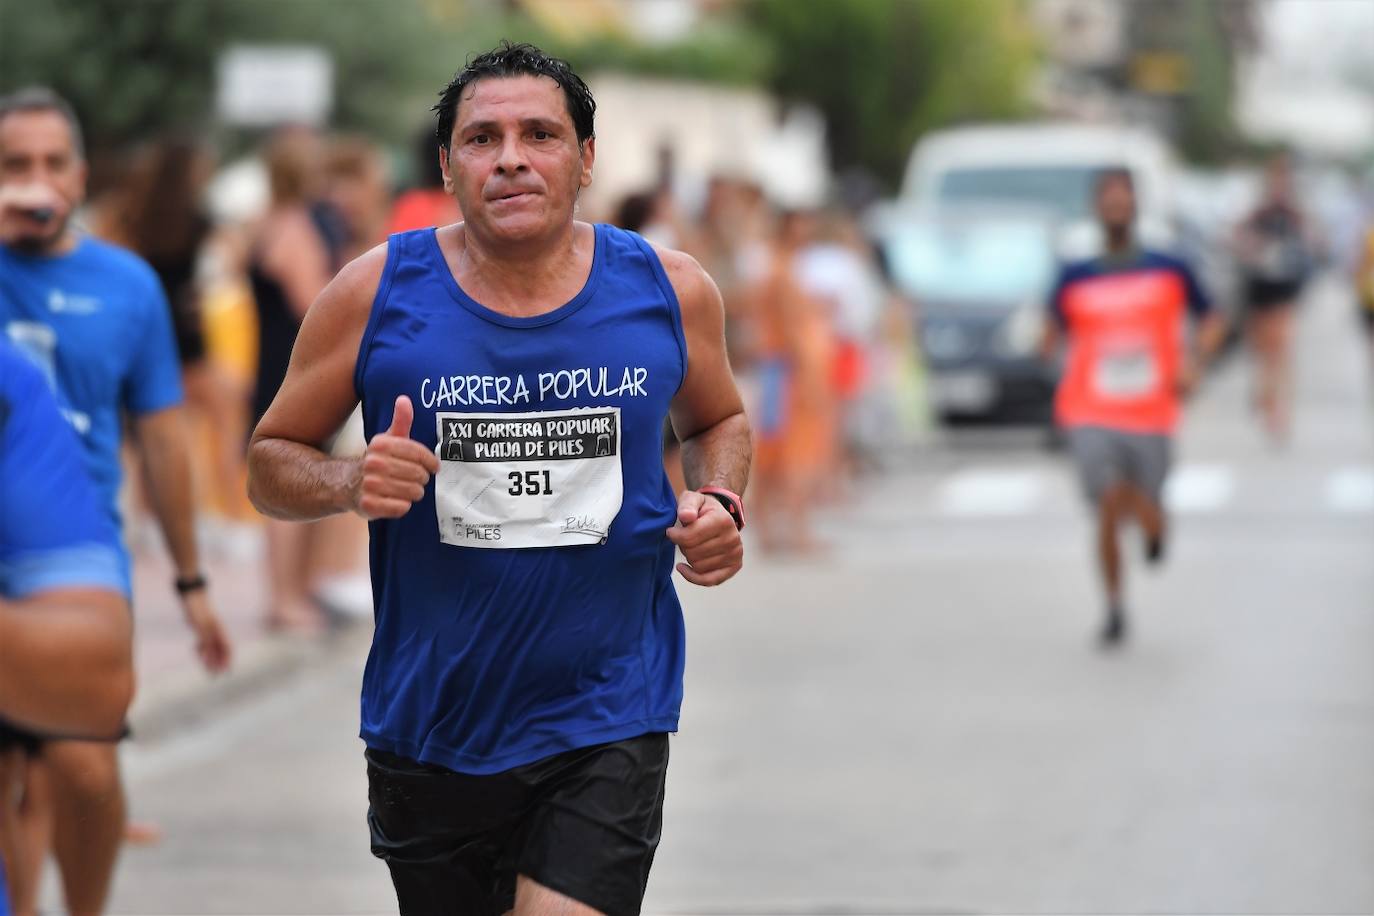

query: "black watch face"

left=706, top=492, right=743, bottom=529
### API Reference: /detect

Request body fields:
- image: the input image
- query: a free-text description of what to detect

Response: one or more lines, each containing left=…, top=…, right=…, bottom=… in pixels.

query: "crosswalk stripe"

left=937, top=469, right=1046, bottom=516
left=863, top=462, right=1374, bottom=522
left=1324, top=467, right=1374, bottom=513
left=1164, top=463, right=1235, bottom=514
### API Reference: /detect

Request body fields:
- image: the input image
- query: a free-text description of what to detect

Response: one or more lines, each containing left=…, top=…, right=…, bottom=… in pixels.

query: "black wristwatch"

left=174, top=573, right=208, bottom=595
left=699, top=487, right=746, bottom=531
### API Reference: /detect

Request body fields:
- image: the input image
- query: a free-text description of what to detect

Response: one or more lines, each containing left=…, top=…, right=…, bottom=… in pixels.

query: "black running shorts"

left=366, top=732, right=669, bottom=916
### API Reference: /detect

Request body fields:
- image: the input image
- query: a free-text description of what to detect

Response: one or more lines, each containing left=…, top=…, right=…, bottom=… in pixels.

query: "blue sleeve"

left=1047, top=265, right=1072, bottom=328
left=122, top=268, right=184, bottom=415
left=1174, top=257, right=1212, bottom=318
left=0, top=346, right=124, bottom=598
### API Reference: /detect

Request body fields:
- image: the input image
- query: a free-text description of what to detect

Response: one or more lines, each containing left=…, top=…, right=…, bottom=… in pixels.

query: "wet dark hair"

left=433, top=41, right=595, bottom=152
left=1095, top=166, right=1134, bottom=196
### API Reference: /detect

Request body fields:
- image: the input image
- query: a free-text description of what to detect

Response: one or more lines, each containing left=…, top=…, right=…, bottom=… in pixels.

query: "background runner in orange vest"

left=1041, top=168, right=1228, bottom=646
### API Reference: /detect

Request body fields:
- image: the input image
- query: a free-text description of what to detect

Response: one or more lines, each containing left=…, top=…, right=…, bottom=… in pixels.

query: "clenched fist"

left=666, top=490, right=744, bottom=586
left=352, top=396, right=440, bottom=519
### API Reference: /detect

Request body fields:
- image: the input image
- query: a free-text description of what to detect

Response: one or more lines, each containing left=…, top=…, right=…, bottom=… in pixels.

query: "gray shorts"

left=1066, top=425, right=1172, bottom=505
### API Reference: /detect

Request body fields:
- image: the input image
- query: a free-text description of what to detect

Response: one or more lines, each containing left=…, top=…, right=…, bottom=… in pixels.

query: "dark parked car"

left=885, top=209, right=1060, bottom=422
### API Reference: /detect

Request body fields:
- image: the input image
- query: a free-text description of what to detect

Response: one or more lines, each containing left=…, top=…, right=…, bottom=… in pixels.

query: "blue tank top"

left=355, top=224, right=688, bottom=774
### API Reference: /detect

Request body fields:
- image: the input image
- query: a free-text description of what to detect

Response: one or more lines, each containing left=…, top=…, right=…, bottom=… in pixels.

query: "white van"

left=897, top=121, right=1180, bottom=255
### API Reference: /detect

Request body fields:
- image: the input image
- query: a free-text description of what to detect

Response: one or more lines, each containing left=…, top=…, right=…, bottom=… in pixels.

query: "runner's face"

left=1096, top=179, right=1135, bottom=234
left=442, top=75, right=593, bottom=244
left=0, top=110, right=87, bottom=249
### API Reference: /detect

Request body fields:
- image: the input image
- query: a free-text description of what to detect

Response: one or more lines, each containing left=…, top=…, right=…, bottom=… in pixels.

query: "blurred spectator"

left=1234, top=151, right=1315, bottom=444
left=325, top=135, right=392, bottom=260
left=794, top=210, right=885, bottom=477
left=612, top=190, right=656, bottom=235
left=0, top=86, right=230, bottom=913
left=613, top=186, right=695, bottom=251
left=247, top=127, right=365, bottom=632
left=612, top=187, right=692, bottom=494
left=748, top=210, right=837, bottom=553
left=317, top=135, right=386, bottom=615
left=0, top=344, right=134, bottom=916
left=386, top=124, right=461, bottom=234
left=1357, top=212, right=1374, bottom=358
left=95, top=136, right=250, bottom=525
left=694, top=176, right=771, bottom=370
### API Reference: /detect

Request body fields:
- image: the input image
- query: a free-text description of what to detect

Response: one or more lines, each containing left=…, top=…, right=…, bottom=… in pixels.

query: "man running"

left=247, top=42, right=750, bottom=914
left=0, top=87, right=230, bottom=915
left=1042, top=168, right=1226, bottom=646
left=0, top=343, right=134, bottom=916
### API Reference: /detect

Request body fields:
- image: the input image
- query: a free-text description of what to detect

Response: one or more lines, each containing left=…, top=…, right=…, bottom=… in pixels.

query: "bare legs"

left=1094, top=481, right=1166, bottom=644
left=43, top=741, right=125, bottom=916
left=263, top=513, right=371, bottom=632
left=0, top=749, right=54, bottom=916
left=1247, top=303, right=1296, bottom=444
left=1096, top=485, right=1128, bottom=611
left=508, top=874, right=604, bottom=916
left=263, top=518, right=323, bottom=631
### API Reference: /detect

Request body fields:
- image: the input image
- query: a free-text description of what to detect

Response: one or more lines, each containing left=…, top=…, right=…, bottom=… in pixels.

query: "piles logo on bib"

left=434, top=406, right=623, bottom=547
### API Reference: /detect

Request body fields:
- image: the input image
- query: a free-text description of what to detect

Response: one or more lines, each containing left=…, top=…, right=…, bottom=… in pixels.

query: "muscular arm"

left=659, top=247, right=752, bottom=495
left=247, top=245, right=388, bottom=520
left=0, top=589, right=133, bottom=737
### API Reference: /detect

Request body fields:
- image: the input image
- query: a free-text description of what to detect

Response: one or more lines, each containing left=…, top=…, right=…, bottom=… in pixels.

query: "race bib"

left=433, top=407, right=622, bottom=549
left=1093, top=347, right=1159, bottom=399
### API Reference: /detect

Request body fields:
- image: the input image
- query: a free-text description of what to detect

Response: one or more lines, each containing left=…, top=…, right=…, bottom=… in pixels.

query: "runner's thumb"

left=387, top=395, right=414, bottom=439
left=676, top=490, right=706, bottom=526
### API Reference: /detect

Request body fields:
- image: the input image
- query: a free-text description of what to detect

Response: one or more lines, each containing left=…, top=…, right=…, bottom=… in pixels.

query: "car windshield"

left=887, top=219, right=1055, bottom=305
left=937, top=166, right=1107, bottom=220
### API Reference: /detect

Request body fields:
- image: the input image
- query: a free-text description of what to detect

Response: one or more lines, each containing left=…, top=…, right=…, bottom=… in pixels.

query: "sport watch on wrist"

left=699, top=487, right=745, bottom=531
left=174, top=573, right=208, bottom=595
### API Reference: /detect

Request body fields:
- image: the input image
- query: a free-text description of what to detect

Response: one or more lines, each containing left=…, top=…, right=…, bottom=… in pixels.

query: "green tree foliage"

left=0, top=0, right=1032, bottom=189
left=558, top=22, right=771, bottom=88
left=745, top=0, right=1037, bottom=187
left=0, top=0, right=463, bottom=154
left=0, top=0, right=220, bottom=147
left=1175, top=0, right=1241, bottom=164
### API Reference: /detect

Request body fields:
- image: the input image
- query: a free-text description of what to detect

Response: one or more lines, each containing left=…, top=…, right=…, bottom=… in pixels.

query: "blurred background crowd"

left=6, top=0, right=1372, bottom=602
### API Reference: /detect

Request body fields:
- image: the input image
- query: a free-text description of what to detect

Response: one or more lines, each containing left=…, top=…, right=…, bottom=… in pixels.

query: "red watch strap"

left=699, top=486, right=745, bottom=530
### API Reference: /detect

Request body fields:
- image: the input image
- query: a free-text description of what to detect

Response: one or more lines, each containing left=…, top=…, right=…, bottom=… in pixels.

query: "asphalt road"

left=94, top=276, right=1373, bottom=914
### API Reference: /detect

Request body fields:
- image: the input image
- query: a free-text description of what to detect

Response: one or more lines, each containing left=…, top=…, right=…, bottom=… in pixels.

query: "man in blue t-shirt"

left=0, top=86, right=231, bottom=915
left=0, top=343, right=135, bottom=916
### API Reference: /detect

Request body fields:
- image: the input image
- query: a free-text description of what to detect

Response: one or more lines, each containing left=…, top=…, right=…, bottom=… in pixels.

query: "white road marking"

left=1163, top=463, right=1235, bottom=513
left=937, top=468, right=1046, bottom=516
left=1324, top=466, right=1374, bottom=513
